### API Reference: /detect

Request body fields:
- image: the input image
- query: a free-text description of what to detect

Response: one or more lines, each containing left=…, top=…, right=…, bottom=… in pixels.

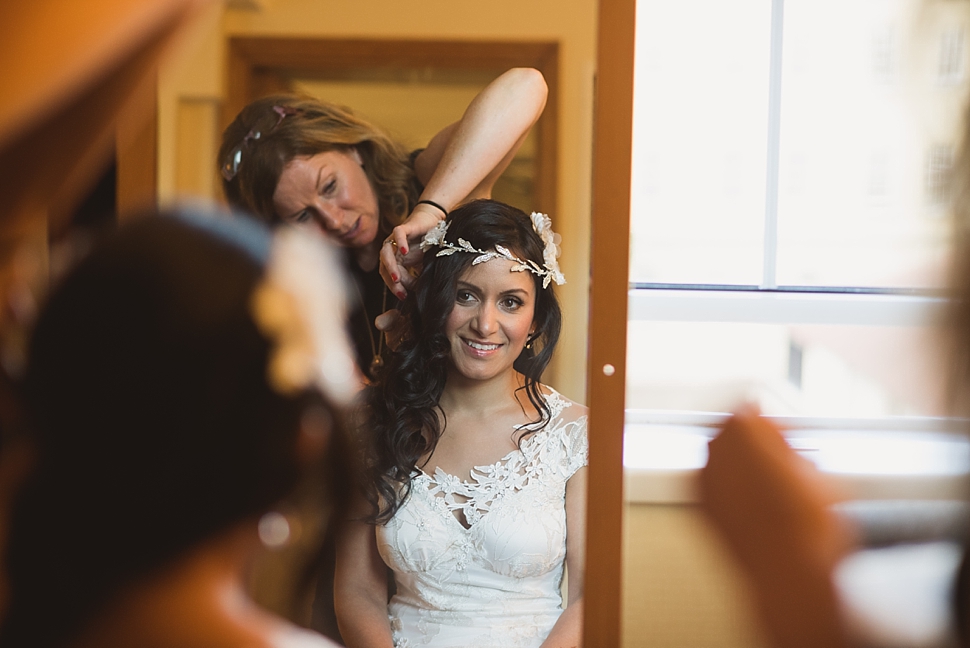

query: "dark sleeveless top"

left=344, top=150, right=424, bottom=379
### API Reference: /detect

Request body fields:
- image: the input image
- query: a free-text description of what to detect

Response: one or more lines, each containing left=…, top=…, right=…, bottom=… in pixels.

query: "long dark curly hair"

left=363, top=199, right=562, bottom=524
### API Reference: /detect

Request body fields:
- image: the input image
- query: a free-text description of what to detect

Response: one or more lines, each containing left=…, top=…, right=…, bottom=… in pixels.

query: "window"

left=939, top=28, right=965, bottom=86
left=627, top=0, right=970, bottom=479
left=925, top=143, right=954, bottom=206
left=872, top=25, right=898, bottom=85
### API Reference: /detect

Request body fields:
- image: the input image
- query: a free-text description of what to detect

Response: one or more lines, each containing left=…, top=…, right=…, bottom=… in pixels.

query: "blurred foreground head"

left=947, top=107, right=970, bottom=418
left=0, top=207, right=358, bottom=647
left=0, top=0, right=209, bottom=435
left=946, top=85, right=970, bottom=648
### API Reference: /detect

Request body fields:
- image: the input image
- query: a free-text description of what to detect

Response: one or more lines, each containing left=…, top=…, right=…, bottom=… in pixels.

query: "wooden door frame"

left=585, top=0, right=635, bottom=645
left=116, top=70, right=158, bottom=219
left=224, top=37, right=559, bottom=217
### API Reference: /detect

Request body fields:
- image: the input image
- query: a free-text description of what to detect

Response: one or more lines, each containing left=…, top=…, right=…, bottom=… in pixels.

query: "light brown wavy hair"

left=219, top=94, right=418, bottom=231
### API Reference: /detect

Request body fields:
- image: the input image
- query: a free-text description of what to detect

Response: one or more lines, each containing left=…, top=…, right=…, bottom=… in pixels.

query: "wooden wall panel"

left=116, top=70, right=158, bottom=218
left=175, top=97, right=220, bottom=198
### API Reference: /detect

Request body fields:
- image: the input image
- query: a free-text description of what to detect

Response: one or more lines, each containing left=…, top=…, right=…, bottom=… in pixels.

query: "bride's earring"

left=525, top=329, right=540, bottom=350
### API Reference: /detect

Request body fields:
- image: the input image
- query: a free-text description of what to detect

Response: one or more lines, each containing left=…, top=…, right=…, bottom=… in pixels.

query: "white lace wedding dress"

left=376, top=389, right=588, bottom=648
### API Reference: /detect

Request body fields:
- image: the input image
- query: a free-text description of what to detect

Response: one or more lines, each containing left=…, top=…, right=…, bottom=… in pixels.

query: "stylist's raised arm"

left=379, top=67, right=548, bottom=296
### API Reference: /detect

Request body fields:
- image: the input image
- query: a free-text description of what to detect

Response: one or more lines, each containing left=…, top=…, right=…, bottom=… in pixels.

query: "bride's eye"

left=456, top=290, right=475, bottom=304
left=500, top=296, right=523, bottom=311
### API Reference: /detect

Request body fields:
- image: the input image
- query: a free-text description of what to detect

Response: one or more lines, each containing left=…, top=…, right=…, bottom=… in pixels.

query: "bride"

left=335, top=199, right=587, bottom=648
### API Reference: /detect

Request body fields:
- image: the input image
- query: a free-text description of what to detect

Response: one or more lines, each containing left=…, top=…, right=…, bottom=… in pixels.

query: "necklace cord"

left=353, top=279, right=387, bottom=377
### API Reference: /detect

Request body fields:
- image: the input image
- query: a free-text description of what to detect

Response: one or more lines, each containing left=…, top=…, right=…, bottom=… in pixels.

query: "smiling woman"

left=445, top=258, right=537, bottom=382
left=334, top=200, right=587, bottom=648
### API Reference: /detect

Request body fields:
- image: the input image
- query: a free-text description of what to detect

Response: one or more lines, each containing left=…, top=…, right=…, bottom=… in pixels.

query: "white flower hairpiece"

left=418, top=212, right=566, bottom=288
left=250, top=227, right=361, bottom=404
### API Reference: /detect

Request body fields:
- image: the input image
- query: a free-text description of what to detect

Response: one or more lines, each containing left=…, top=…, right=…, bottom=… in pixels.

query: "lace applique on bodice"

left=375, top=388, right=588, bottom=648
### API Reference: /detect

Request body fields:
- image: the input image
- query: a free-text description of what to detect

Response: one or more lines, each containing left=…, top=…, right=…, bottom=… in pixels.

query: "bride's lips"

left=461, top=337, right=502, bottom=357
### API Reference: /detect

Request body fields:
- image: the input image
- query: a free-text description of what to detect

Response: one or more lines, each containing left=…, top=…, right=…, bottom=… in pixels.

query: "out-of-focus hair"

left=945, top=84, right=970, bottom=647
left=0, top=209, right=353, bottom=648
left=362, top=199, right=562, bottom=523
left=219, top=94, right=420, bottom=230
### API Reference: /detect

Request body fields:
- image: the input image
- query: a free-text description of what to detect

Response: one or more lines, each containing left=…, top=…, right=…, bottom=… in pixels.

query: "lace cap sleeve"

left=563, top=414, right=588, bottom=479
left=543, top=389, right=587, bottom=480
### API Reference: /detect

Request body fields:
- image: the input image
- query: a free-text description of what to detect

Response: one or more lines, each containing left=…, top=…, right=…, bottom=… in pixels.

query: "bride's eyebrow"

left=456, top=280, right=531, bottom=297
left=456, top=280, right=480, bottom=291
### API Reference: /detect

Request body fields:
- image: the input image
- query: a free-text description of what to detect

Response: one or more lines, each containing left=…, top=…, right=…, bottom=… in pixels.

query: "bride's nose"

left=471, top=303, right=498, bottom=336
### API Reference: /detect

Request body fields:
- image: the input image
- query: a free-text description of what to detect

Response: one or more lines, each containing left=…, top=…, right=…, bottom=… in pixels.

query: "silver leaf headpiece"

left=418, top=212, right=565, bottom=288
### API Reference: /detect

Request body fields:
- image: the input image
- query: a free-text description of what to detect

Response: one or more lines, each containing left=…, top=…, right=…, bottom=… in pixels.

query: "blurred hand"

left=701, top=406, right=852, bottom=571
left=699, top=406, right=855, bottom=648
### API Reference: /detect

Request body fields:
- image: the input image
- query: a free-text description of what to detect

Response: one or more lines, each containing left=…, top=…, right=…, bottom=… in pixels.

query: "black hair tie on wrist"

left=415, top=199, right=448, bottom=218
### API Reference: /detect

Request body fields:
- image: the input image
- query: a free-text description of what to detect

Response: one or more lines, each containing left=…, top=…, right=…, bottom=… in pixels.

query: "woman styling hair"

left=218, top=69, right=548, bottom=379
left=335, top=199, right=588, bottom=648
left=0, top=208, right=358, bottom=648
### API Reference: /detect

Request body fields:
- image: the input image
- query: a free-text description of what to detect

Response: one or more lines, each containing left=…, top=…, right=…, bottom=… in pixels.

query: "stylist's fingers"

left=374, top=309, right=399, bottom=333
left=379, top=230, right=410, bottom=298
left=378, top=263, right=405, bottom=299
left=393, top=224, right=412, bottom=255
left=379, top=203, right=448, bottom=295
left=380, top=224, right=427, bottom=293
left=375, top=308, right=409, bottom=351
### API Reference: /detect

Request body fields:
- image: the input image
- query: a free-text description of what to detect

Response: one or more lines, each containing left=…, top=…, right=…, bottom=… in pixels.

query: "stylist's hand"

left=374, top=309, right=409, bottom=352
left=379, top=203, right=444, bottom=298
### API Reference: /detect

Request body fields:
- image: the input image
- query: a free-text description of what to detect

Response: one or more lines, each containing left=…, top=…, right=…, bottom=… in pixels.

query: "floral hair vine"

left=419, top=212, right=566, bottom=288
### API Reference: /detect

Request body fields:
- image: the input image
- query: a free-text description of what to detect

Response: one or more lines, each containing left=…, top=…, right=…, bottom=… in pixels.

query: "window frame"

left=629, top=286, right=945, bottom=325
